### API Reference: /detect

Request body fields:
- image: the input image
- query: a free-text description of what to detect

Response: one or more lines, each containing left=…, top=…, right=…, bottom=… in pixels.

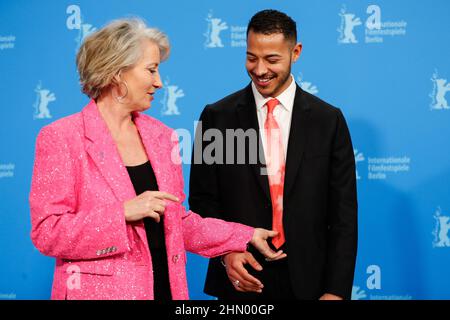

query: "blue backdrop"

left=1, top=0, right=449, bottom=300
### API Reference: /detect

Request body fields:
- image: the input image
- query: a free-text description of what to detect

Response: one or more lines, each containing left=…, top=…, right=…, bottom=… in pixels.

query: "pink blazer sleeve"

left=29, top=126, right=130, bottom=260
left=182, top=210, right=254, bottom=258
left=169, top=132, right=254, bottom=257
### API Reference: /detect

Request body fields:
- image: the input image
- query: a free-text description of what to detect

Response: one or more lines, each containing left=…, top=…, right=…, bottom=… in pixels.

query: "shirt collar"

left=252, top=74, right=296, bottom=112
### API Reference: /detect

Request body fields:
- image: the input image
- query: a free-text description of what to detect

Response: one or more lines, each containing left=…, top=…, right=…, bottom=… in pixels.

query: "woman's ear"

left=112, top=70, right=122, bottom=85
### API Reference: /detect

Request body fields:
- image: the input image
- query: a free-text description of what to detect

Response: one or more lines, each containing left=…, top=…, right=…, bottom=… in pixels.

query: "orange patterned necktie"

left=264, top=98, right=285, bottom=248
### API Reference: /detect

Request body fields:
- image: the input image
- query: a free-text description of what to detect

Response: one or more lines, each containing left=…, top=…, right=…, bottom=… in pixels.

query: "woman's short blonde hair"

left=76, top=18, right=170, bottom=99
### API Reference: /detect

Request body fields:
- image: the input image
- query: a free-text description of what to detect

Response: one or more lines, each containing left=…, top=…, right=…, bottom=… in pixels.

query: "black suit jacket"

left=189, top=84, right=358, bottom=300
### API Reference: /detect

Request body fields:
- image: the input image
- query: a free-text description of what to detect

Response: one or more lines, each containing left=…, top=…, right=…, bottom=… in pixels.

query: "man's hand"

left=319, top=293, right=343, bottom=300
left=222, top=251, right=264, bottom=293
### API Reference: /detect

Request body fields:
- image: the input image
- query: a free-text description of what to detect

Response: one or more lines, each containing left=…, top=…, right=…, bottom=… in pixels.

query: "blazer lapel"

left=133, top=113, right=177, bottom=244
left=82, top=100, right=136, bottom=203
left=132, top=113, right=167, bottom=194
left=284, top=86, right=311, bottom=200
left=236, top=85, right=271, bottom=202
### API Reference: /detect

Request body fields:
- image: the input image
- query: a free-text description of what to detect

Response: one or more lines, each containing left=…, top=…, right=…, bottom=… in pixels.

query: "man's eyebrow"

left=246, top=52, right=282, bottom=58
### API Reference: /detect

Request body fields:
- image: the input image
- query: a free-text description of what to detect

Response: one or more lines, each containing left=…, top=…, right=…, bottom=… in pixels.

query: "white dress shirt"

left=252, top=75, right=297, bottom=161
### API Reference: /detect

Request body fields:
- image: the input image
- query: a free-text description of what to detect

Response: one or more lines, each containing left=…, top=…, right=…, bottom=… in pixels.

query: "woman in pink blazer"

left=29, top=18, right=285, bottom=300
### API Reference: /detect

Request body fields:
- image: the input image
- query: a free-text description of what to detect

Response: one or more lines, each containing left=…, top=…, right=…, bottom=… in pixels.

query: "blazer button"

left=172, top=254, right=180, bottom=263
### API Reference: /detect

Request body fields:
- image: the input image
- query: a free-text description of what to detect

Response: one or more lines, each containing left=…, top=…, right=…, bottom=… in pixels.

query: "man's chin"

left=253, top=80, right=280, bottom=97
left=256, top=86, right=275, bottom=98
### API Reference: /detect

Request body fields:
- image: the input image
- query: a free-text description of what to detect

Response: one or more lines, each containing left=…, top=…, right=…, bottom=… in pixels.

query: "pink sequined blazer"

left=29, top=100, right=254, bottom=300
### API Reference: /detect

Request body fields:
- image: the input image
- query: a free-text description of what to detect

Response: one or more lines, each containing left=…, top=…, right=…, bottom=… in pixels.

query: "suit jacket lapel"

left=284, top=85, right=311, bottom=199
left=82, top=100, right=136, bottom=203
left=236, top=85, right=271, bottom=202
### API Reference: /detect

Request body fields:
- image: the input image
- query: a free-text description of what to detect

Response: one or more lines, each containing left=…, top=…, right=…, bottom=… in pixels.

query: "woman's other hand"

left=124, top=191, right=179, bottom=222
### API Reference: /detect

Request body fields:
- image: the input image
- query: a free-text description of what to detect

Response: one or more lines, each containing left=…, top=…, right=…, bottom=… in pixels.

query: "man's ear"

left=292, top=42, right=302, bottom=63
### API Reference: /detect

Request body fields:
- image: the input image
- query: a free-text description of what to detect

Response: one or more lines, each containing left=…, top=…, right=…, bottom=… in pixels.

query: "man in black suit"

left=189, top=9, right=357, bottom=300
